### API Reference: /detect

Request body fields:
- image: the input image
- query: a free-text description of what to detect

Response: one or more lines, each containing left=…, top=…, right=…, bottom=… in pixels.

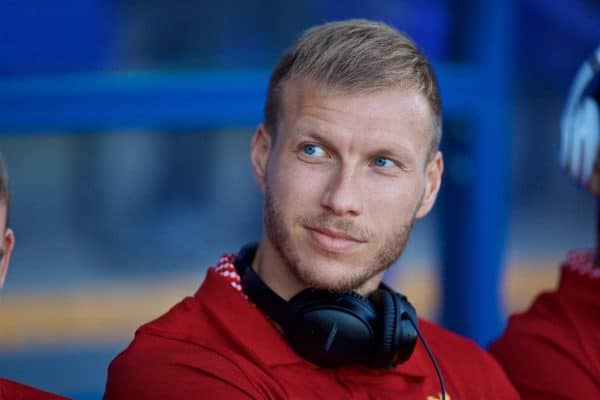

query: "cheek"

left=267, top=157, right=329, bottom=215
left=364, top=176, right=423, bottom=223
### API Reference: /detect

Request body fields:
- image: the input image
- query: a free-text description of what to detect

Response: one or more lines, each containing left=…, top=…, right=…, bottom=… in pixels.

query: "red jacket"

left=490, top=250, right=600, bottom=399
left=0, top=378, right=69, bottom=400
left=104, top=254, right=519, bottom=399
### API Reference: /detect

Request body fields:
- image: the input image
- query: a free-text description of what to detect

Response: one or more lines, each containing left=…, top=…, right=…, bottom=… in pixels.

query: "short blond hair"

left=265, top=19, right=442, bottom=158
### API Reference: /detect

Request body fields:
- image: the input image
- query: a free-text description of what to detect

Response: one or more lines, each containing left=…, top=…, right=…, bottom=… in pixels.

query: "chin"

left=293, top=259, right=371, bottom=293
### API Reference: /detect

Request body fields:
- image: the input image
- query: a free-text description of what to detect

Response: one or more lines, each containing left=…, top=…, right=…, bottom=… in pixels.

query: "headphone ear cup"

left=286, top=290, right=378, bottom=367
left=370, top=289, right=398, bottom=368
left=370, top=289, right=418, bottom=368
left=393, top=293, right=418, bottom=364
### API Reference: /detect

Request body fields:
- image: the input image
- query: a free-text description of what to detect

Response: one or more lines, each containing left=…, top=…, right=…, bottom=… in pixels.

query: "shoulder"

left=104, top=276, right=277, bottom=400
left=103, top=332, right=261, bottom=400
left=489, top=289, right=598, bottom=397
left=489, top=286, right=572, bottom=369
left=491, top=287, right=569, bottom=350
left=418, top=320, right=520, bottom=399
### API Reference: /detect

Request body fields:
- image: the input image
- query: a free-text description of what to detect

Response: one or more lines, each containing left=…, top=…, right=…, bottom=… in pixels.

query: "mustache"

left=298, top=213, right=372, bottom=242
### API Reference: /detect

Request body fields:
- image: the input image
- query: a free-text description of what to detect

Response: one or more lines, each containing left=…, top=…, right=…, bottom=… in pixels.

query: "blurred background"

left=0, top=0, right=599, bottom=398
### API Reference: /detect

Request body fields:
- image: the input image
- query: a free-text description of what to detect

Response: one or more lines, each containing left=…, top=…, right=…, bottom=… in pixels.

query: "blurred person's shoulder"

left=490, top=250, right=599, bottom=360
left=490, top=250, right=600, bottom=398
left=0, top=378, right=69, bottom=400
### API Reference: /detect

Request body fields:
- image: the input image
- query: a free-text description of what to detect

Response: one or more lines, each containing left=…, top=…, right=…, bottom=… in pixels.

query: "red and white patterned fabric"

left=213, top=253, right=247, bottom=299
left=564, top=249, right=600, bottom=278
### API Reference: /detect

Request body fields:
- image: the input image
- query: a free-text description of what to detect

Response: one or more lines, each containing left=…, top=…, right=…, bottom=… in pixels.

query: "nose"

left=320, top=166, right=363, bottom=217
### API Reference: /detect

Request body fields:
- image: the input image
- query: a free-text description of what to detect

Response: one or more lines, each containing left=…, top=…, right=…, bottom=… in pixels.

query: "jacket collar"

left=195, top=256, right=431, bottom=378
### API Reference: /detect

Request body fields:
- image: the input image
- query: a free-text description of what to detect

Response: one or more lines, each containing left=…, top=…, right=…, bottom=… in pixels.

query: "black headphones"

left=234, top=243, right=418, bottom=369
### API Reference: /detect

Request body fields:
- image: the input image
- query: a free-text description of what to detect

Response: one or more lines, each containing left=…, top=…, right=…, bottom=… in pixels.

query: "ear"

left=0, top=228, right=15, bottom=289
left=415, top=151, right=443, bottom=219
left=250, top=123, right=273, bottom=193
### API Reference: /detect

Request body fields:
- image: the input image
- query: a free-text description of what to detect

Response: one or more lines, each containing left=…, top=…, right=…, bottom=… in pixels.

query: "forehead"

left=278, top=79, right=435, bottom=155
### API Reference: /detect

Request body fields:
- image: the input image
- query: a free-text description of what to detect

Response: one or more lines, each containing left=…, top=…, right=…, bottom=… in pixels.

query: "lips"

left=306, top=227, right=366, bottom=253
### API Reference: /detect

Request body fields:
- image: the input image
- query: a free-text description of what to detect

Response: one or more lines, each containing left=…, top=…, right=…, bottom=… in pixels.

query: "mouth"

left=305, top=226, right=366, bottom=254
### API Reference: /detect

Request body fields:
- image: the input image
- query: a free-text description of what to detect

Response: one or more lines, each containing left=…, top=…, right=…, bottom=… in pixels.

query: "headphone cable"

left=407, top=318, right=446, bottom=400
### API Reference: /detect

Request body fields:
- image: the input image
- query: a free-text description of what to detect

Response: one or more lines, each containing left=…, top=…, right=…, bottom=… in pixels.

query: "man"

left=104, top=20, right=519, bottom=399
left=489, top=46, right=600, bottom=399
left=0, top=154, right=68, bottom=400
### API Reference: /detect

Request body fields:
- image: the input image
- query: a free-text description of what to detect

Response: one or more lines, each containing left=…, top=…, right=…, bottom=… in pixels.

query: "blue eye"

left=373, top=157, right=395, bottom=168
left=302, top=144, right=325, bottom=157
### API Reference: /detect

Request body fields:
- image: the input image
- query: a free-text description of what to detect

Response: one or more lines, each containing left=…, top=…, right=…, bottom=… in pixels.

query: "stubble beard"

left=263, top=186, right=416, bottom=294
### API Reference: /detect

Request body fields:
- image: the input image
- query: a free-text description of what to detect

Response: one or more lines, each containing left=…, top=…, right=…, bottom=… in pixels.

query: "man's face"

left=0, top=203, right=15, bottom=289
left=252, top=79, right=443, bottom=294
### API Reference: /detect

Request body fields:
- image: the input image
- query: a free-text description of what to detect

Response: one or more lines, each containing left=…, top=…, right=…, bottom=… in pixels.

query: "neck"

left=252, top=237, right=307, bottom=300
